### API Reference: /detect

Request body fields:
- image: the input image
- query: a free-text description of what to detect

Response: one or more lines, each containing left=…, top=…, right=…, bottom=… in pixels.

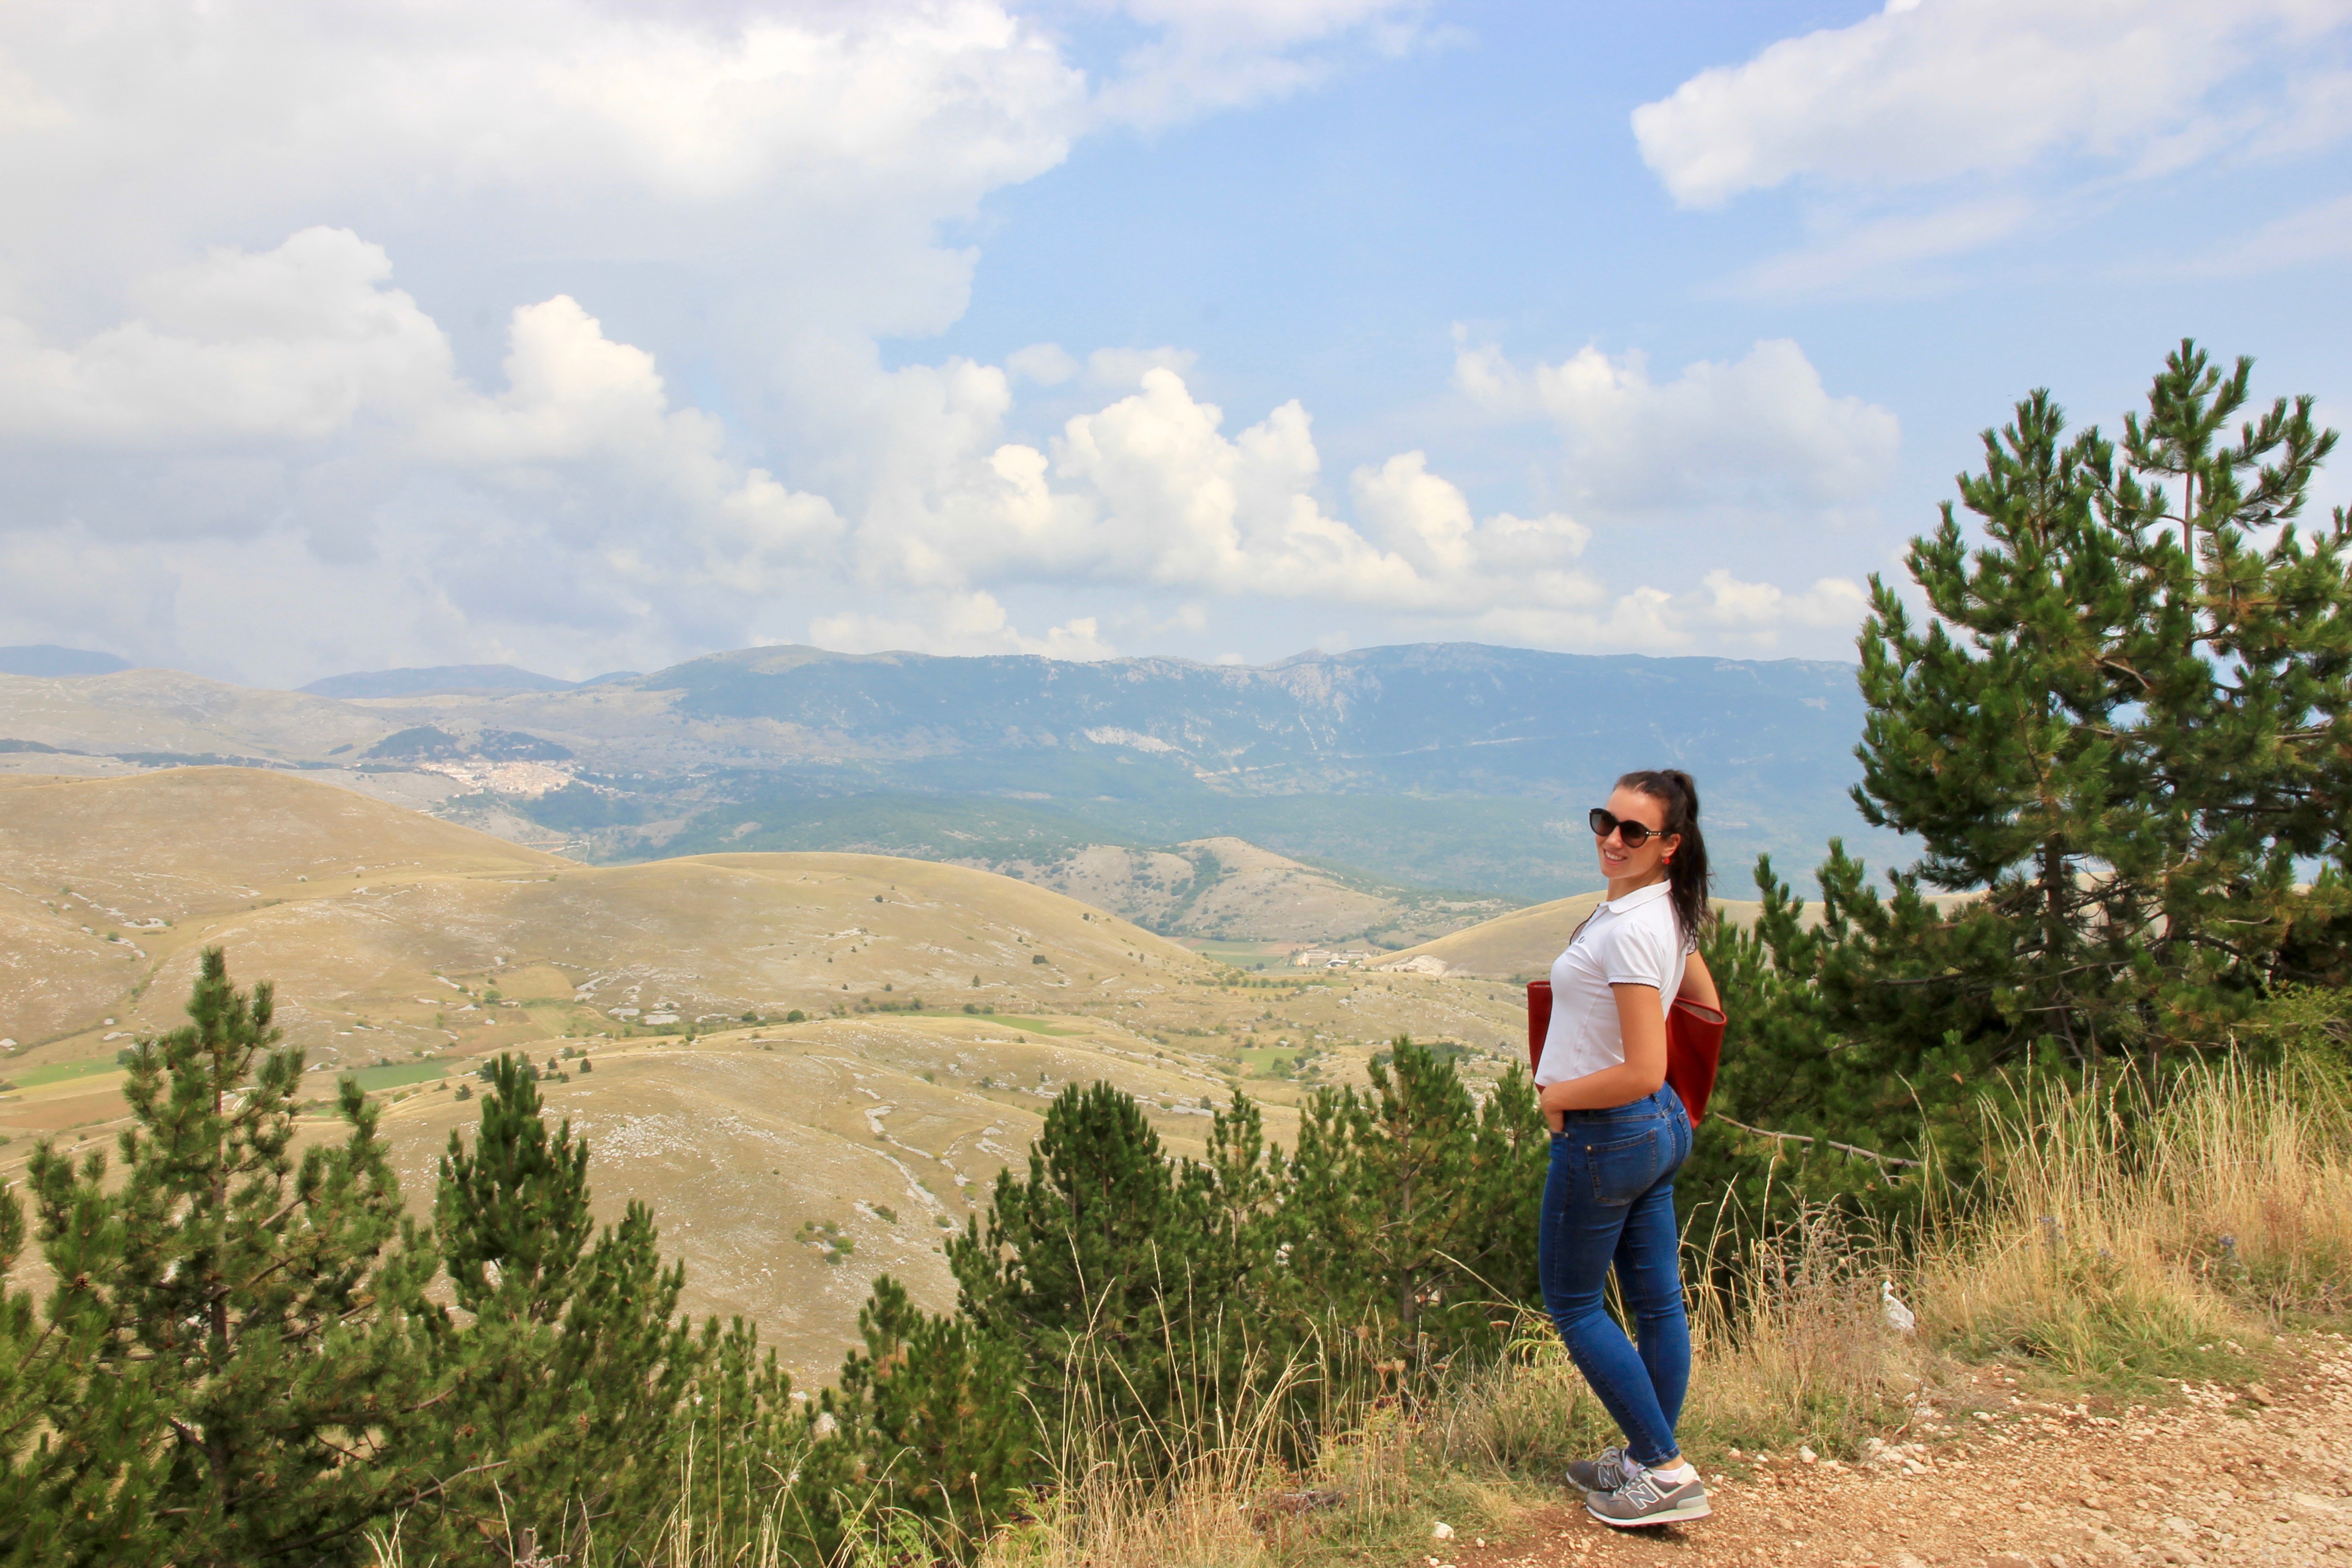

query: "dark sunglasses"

left=1589, top=807, right=1671, bottom=847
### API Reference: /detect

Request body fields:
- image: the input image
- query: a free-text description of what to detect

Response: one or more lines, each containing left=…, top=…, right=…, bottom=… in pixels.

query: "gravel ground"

left=1440, top=1336, right=2352, bottom=1568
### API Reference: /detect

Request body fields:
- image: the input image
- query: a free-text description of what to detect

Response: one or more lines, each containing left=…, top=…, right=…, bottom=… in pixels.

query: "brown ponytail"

left=1617, top=768, right=1711, bottom=946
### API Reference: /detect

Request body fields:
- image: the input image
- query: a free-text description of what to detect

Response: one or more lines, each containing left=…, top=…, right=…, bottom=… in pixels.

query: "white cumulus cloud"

left=0, top=2, right=1088, bottom=314
left=808, top=591, right=1115, bottom=659
left=1452, top=336, right=1900, bottom=510
left=0, top=228, right=451, bottom=447
left=1470, top=571, right=1867, bottom=655
left=0, top=228, right=852, bottom=671
left=1087, top=0, right=1440, bottom=128
left=988, top=370, right=1602, bottom=615
left=1632, top=0, right=2352, bottom=209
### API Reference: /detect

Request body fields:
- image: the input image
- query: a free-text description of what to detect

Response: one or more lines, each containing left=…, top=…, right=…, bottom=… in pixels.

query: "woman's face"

left=1596, top=784, right=1678, bottom=885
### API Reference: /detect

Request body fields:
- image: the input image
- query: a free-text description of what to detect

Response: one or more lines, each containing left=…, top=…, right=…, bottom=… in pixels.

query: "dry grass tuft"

left=1683, top=1204, right=1927, bottom=1455
left=1918, top=1059, right=2352, bottom=1381
left=977, top=1446, right=1278, bottom=1568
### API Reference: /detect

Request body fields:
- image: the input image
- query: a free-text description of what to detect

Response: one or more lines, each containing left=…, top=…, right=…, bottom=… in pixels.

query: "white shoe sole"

left=1586, top=1497, right=1711, bottom=1529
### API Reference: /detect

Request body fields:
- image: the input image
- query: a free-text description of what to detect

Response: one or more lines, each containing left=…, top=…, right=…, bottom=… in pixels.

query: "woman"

left=1535, top=768, right=1717, bottom=1529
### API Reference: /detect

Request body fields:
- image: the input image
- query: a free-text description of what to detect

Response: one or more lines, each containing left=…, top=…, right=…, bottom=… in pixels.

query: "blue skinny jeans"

left=1538, top=1084, right=1692, bottom=1468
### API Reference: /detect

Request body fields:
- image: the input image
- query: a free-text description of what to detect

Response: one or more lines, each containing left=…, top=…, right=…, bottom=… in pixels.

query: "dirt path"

left=1445, top=1336, right=2352, bottom=1568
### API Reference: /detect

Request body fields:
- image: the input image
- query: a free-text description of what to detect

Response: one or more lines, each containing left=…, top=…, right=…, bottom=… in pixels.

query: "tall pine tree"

left=404, top=1054, right=706, bottom=1563
left=1703, top=342, right=2351, bottom=1214
left=1282, top=1041, right=1545, bottom=1367
left=947, top=1081, right=1208, bottom=1448
left=0, top=948, right=436, bottom=1568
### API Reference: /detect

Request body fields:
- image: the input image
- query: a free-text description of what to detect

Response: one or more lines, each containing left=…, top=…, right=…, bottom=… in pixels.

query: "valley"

left=0, top=636, right=1895, bottom=1377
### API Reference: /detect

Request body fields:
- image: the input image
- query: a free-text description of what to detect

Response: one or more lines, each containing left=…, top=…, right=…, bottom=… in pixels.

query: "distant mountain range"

left=0, top=642, right=1901, bottom=906
left=299, top=664, right=640, bottom=699
left=0, top=645, right=131, bottom=678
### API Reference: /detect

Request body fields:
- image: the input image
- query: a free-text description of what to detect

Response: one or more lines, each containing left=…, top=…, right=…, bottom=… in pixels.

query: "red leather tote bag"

left=1526, top=980, right=1724, bottom=1129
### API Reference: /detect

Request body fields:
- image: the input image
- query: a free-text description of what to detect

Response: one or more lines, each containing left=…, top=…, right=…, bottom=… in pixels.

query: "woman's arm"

left=1540, top=984, right=1666, bottom=1130
left=1678, top=950, right=1719, bottom=1010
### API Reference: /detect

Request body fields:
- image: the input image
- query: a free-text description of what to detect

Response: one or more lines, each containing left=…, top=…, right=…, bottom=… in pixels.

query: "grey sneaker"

left=1585, top=1465, right=1710, bottom=1529
left=1564, top=1446, right=1630, bottom=1493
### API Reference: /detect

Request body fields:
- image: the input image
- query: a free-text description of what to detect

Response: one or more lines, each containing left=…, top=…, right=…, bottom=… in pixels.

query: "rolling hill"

left=996, top=834, right=1509, bottom=947
left=1373, top=892, right=1610, bottom=979
left=0, top=768, right=1207, bottom=1067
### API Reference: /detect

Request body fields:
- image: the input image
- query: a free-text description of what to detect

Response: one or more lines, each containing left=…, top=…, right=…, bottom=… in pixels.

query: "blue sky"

left=2, top=0, right=2347, bottom=685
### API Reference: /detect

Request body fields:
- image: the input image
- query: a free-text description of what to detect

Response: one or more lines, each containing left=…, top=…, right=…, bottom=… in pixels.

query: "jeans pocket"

left=1581, top=1126, right=1663, bottom=1208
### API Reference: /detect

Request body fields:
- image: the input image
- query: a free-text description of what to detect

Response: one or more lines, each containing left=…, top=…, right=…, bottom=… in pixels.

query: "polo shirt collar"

left=1597, top=879, right=1673, bottom=915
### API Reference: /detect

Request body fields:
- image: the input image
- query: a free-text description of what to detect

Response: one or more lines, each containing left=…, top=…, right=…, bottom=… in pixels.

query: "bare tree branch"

left=1711, top=1113, right=1926, bottom=1171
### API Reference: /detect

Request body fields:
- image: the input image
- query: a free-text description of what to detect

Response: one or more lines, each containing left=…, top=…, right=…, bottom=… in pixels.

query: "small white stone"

left=1431, top=1522, right=1454, bottom=1541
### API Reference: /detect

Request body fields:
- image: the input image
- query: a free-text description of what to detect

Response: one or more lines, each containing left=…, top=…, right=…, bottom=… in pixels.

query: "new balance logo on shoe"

left=1585, top=1466, right=1710, bottom=1528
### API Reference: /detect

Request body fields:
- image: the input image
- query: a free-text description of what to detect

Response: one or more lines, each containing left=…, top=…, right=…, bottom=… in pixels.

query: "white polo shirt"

left=1534, top=879, right=1689, bottom=1087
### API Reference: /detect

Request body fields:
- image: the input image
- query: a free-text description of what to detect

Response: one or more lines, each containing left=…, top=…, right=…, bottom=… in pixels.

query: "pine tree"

left=824, top=1276, right=1032, bottom=1553
left=0, top=948, right=436, bottom=1567
left=948, top=1081, right=1205, bottom=1446
left=1183, top=1091, right=1285, bottom=1297
left=667, top=1313, right=805, bottom=1567
left=1282, top=1040, right=1545, bottom=1370
left=1466, top=1063, right=1549, bottom=1307
left=1163, top=1089, right=1349, bottom=1453
left=2099, top=346, right=2352, bottom=1006
left=1705, top=342, right=2351, bottom=1212
left=6, top=970, right=847, bottom=1568
left=404, top=1053, right=703, bottom=1563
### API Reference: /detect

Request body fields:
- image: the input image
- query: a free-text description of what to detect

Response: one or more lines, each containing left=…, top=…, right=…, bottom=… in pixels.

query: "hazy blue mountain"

left=299, top=663, right=577, bottom=698
left=638, top=642, right=1856, bottom=803
left=581, top=643, right=1891, bottom=901
left=0, top=645, right=130, bottom=677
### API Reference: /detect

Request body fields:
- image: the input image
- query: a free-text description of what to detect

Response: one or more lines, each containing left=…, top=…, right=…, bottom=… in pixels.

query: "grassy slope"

left=355, top=1021, right=1263, bottom=1377
left=0, top=767, right=1536, bottom=1373
left=0, top=766, right=559, bottom=1045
